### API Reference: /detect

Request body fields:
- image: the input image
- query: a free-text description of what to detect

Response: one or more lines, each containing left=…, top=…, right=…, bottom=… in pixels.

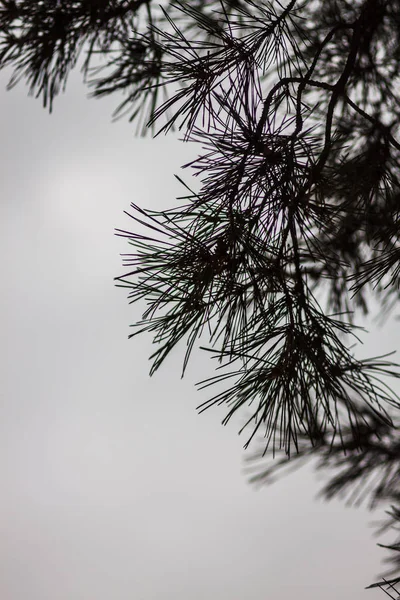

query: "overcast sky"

left=0, top=63, right=397, bottom=600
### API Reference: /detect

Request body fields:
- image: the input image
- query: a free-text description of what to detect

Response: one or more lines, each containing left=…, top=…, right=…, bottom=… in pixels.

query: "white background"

left=0, top=63, right=397, bottom=599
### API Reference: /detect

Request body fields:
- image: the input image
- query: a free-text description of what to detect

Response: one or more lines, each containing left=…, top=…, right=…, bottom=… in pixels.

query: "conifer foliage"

left=2, top=0, right=400, bottom=588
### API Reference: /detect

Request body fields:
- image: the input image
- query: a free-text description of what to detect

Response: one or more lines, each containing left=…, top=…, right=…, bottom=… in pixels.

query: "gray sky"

left=0, top=64, right=396, bottom=600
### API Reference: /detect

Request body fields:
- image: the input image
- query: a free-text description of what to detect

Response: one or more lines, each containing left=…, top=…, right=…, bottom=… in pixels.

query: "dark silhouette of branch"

left=4, top=0, right=400, bottom=589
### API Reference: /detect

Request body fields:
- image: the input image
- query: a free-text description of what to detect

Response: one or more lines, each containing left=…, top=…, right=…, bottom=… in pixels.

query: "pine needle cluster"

left=3, top=0, right=400, bottom=587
